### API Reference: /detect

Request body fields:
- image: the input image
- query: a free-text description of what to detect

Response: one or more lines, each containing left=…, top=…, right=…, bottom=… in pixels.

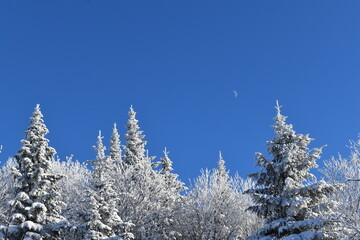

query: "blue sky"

left=1, top=1, right=360, bottom=183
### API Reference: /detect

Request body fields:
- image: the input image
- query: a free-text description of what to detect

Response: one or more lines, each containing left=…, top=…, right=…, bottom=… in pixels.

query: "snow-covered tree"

left=245, top=102, right=337, bottom=240
left=149, top=148, right=187, bottom=239
left=81, top=131, right=134, bottom=240
left=0, top=158, right=17, bottom=225
left=49, top=155, right=91, bottom=226
left=91, top=131, right=115, bottom=182
left=6, top=105, right=66, bottom=240
left=123, top=106, right=153, bottom=167
left=320, top=137, right=360, bottom=239
left=110, top=123, right=122, bottom=165
left=159, top=148, right=186, bottom=192
left=115, top=161, right=188, bottom=240
left=114, top=107, right=185, bottom=239
left=159, top=148, right=173, bottom=175
left=216, top=152, right=226, bottom=178
left=179, top=153, right=261, bottom=240
left=81, top=182, right=134, bottom=240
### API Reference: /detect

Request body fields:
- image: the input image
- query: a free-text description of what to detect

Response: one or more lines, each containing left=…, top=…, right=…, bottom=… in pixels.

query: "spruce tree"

left=82, top=131, right=134, bottom=240
left=245, top=102, right=337, bottom=240
left=109, top=123, right=122, bottom=165
left=156, top=148, right=186, bottom=239
left=215, top=151, right=228, bottom=185
left=159, top=148, right=186, bottom=195
left=91, top=131, right=113, bottom=182
left=123, top=106, right=152, bottom=167
left=8, top=105, right=65, bottom=240
left=116, top=106, right=176, bottom=239
left=159, top=148, right=173, bottom=175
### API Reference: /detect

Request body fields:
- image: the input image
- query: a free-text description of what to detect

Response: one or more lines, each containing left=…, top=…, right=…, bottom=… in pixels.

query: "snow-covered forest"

left=0, top=104, right=359, bottom=240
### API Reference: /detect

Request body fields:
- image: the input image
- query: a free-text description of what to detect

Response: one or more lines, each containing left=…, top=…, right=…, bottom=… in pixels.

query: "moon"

left=233, top=90, right=238, bottom=98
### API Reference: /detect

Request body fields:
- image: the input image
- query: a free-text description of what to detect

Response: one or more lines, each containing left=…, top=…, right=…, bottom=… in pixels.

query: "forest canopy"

left=0, top=104, right=358, bottom=240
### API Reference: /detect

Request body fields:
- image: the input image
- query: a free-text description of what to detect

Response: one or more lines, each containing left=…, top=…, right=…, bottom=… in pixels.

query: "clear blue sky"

left=1, top=1, right=360, bottom=183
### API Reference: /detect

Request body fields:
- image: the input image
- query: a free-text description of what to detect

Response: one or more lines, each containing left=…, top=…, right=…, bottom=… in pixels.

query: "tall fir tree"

left=123, top=106, right=153, bottom=167
left=91, top=131, right=114, bottom=182
left=8, top=105, right=65, bottom=240
left=245, top=102, right=337, bottom=240
left=156, top=148, right=186, bottom=239
left=82, top=131, right=134, bottom=240
left=116, top=107, right=184, bottom=239
left=215, top=151, right=228, bottom=185
left=159, top=148, right=173, bottom=175
left=83, top=131, right=133, bottom=240
left=109, top=123, right=122, bottom=165
left=159, top=148, right=186, bottom=194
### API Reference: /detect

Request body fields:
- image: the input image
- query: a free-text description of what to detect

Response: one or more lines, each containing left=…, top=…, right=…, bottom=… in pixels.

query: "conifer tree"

left=245, top=102, right=337, bottom=240
left=159, top=148, right=186, bottom=196
left=116, top=107, right=178, bottom=239
left=154, top=148, right=186, bottom=239
left=7, top=105, right=65, bottom=240
left=215, top=151, right=228, bottom=185
left=91, top=131, right=113, bottom=182
left=109, top=123, right=122, bottom=165
left=123, top=106, right=152, bottom=167
left=82, top=131, right=134, bottom=240
left=159, top=148, right=173, bottom=175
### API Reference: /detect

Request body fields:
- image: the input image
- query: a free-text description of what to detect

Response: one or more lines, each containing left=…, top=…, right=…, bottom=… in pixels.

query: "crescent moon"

left=233, top=90, right=238, bottom=98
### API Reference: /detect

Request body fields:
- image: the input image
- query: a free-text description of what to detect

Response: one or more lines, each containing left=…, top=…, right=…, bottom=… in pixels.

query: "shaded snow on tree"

left=245, top=102, right=338, bottom=240
left=7, top=105, right=65, bottom=240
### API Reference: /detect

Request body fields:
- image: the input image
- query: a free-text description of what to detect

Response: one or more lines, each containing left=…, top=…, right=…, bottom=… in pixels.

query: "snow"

left=11, top=213, right=26, bottom=223
left=21, top=221, right=43, bottom=232
left=23, top=231, right=41, bottom=240
left=282, top=231, right=324, bottom=240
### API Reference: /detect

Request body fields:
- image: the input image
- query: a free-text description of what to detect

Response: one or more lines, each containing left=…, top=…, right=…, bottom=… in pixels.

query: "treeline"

left=0, top=104, right=359, bottom=240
